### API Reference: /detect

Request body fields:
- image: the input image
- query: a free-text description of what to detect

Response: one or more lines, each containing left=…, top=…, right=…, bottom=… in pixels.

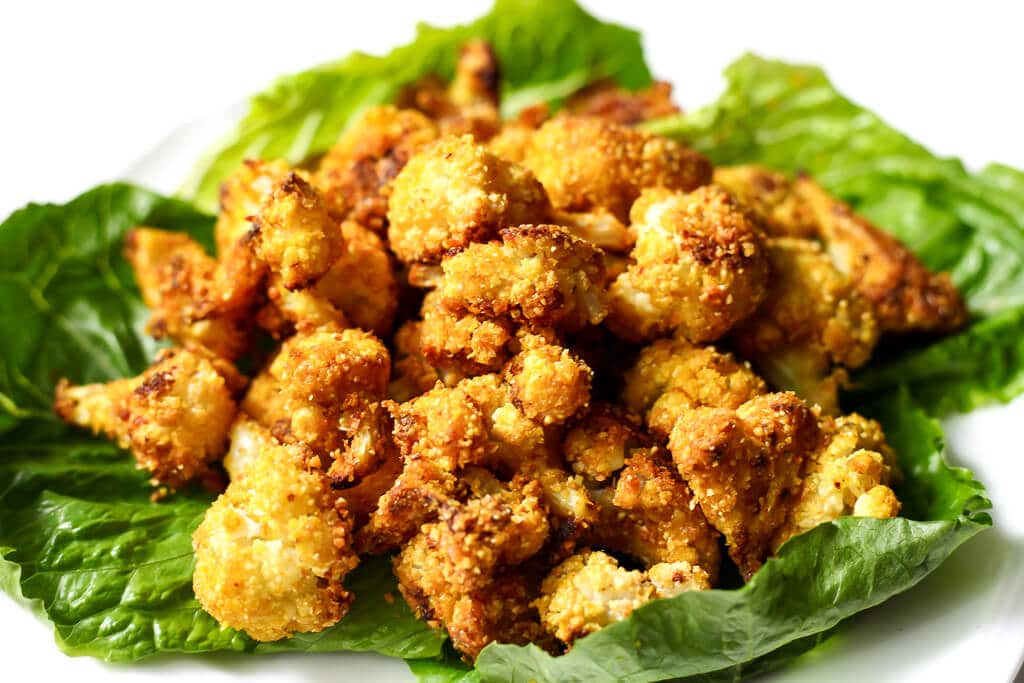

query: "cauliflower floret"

left=242, top=328, right=390, bottom=457
left=315, top=106, right=439, bottom=229
left=622, top=337, right=766, bottom=439
left=438, top=224, right=609, bottom=331
left=55, top=346, right=243, bottom=489
left=712, top=165, right=819, bottom=238
left=607, top=185, right=769, bottom=343
left=487, top=103, right=548, bottom=164
left=388, top=320, right=466, bottom=402
left=553, top=208, right=634, bottom=252
left=387, top=135, right=551, bottom=264
left=251, top=172, right=343, bottom=291
left=192, top=420, right=357, bottom=641
left=420, top=289, right=514, bottom=374
left=773, top=414, right=901, bottom=550
left=125, top=227, right=253, bottom=360
left=535, top=550, right=709, bottom=646
left=591, top=449, right=722, bottom=580
left=393, top=480, right=549, bottom=660
left=566, top=80, right=681, bottom=126
left=563, top=403, right=648, bottom=483
left=522, top=115, right=711, bottom=223
left=733, top=237, right=879, bottom=414
left=668, top=392, right=821, bottom=580
left=504, top=334, right=592, bottom=425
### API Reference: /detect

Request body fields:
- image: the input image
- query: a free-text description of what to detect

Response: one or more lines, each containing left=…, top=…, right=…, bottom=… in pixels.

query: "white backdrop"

left=1, top=2, right=1022, bottom=682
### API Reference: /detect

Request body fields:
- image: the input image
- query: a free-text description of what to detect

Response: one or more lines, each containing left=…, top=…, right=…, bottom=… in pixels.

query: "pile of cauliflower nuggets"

left=54, top=42, right=966, bottom=659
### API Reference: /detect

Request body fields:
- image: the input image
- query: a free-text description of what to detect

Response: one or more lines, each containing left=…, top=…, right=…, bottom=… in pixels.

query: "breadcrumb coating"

left=504, top=334, right=593, bottom=425
left=125, top=227, right=253, bottom=360
left=607, top=186, right=769, bottom=343
left=252, top=172, right=343, bottom=291
left=242, top=328, right=390, bottom=457
left=394, top=480, right=549, bottom=659
left=669, top=392, right=820, bottom=580
left=773, top=414, right=900, bottom=550
left=712, top=165, right=819, bottom=239
left=566, top=80, right=681, bottom=126
left=592, top=449, right=722, bottom=580
left=193, top=420, right=357, bottom=641
left=622, top=337, right=766, bottom=439
left=420, top=290, right=514, bottom=374
left=387, top=135, right=551, bottom=263
left=536, top=550, right=708, bottom=646
left=733, top=237, right=879, bottom=414
left=315, top=106, right=439, bottom=229
left=794, top=177, right=967, bottom=334
left=55, top=346, right=242, bottom=489
left=563, top=404, right=648, bottom=483
left=438, top=224, right=609, bottom=330
left=522, top=115, right=711, bottom=222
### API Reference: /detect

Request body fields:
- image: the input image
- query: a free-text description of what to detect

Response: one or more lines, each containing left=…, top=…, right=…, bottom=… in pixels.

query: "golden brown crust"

left=387, top=135, right=551, bottom=264
left=522, top=115, right=712, bottom=222
left=668, top=392, right=820, bottom=580
left=566, top=80, right=681, bottom=126
left=712, top=165, right=819, bottom=239
left=606, top=185, right=769, bottom=343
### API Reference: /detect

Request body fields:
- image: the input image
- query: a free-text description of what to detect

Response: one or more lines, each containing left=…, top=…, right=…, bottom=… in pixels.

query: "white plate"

left=4, top=19, right=1024, bottom=683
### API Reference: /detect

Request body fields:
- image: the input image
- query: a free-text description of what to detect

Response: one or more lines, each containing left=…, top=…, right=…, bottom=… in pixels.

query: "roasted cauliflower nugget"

left=504, top=334, right=593, bottom=425
left=669, top=392, right=821, bottom=580
left=387, top=135, right=551, bottom=263
left=192, top=420, right=357, bottom=642
left=315, top=106, right=439, bottom=229
left=622, top=337, right=766, bottom=439
left=607, top=185, right=769, bottom=343
left=438, top=224, right=609, bottom=330
left=773, top=414, right=900, bottom=550
left=388, top=320, right=465, bottom=402
left=793, top=177, right=967, bottom=334
left=712, top=166, right=820, bottom=239
left=419, top=289, right=514, bottom=374
left=563, top=403, right=648, bottom=482
left=522, top=116, right=712, bottom=223
left=592, top=449, right=722, bottom=580
left=733, top=238, right=879, bottom=414
left=251, top=172, right=343, bottom=291
left=242, top=328, right=390, bottom=457
left=394, top=481, right=550, bottom=660
left=125, top=227, right=252, bottom=360
left=55, top=346, right=242, bottom=488
left=536, top=550, right=709, bottom=646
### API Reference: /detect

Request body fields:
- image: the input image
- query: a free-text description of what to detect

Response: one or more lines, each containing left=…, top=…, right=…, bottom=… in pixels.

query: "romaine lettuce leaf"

left=0, top=184, right=442, bottom=662
left=180, top=0, right=652, bottom=213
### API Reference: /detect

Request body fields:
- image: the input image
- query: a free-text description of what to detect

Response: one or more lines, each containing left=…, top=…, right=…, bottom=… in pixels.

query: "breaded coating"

left=733, top=238, right=879, bottom=414
left=669, top=392, right=821, bottom=580
left=265, top=221, right=399, bottom=337
left=563, top=404, right=648, bottom=482
left=55, top=346, right=241, bottom=489
left=592, top=449, right=722, bottom=580
left=125, top=227, right=252, bottom=360
left=566, top=80, right=681, bottom=126
left=242, top=328, right=390, bottom=456
left=192, top=421, right=357, bottom=641
left=504, top=334, right=592, bottom=425
left=398, top=39, right=502, bottom=140
left=622, top=337, right=766, bottom=439
left=388, top=320, right=465, bottom=402
left=387, top=135, right=551, bottom=264
left=420, top=290, right=514, bottom=374
left=393, top=481, right=550, bottom=659
left=773, top=414, right=900, bottom=550
left=794, top=177, right=967, bottom=333
left=607, top=186, right=769, bottom=343
left=712, top=165, right=819, bottom=238
left=251, top=172, right=343, bottom=291
left=522, top=116, right=711, bottom=223
left=536, top=550, right=709, bottom=646
left=438, top=224, right=609, bottom=331
left=315, top=106, right=439, bottom=229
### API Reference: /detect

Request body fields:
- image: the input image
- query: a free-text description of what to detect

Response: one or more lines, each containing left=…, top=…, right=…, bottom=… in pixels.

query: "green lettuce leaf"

left=646, top=55, right=1024, bottom=415
left=463, top=392, right=989, bottom=683
left=0, top=184, right=442, bottom=662
left=180, top=0, right=651, bottom=213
